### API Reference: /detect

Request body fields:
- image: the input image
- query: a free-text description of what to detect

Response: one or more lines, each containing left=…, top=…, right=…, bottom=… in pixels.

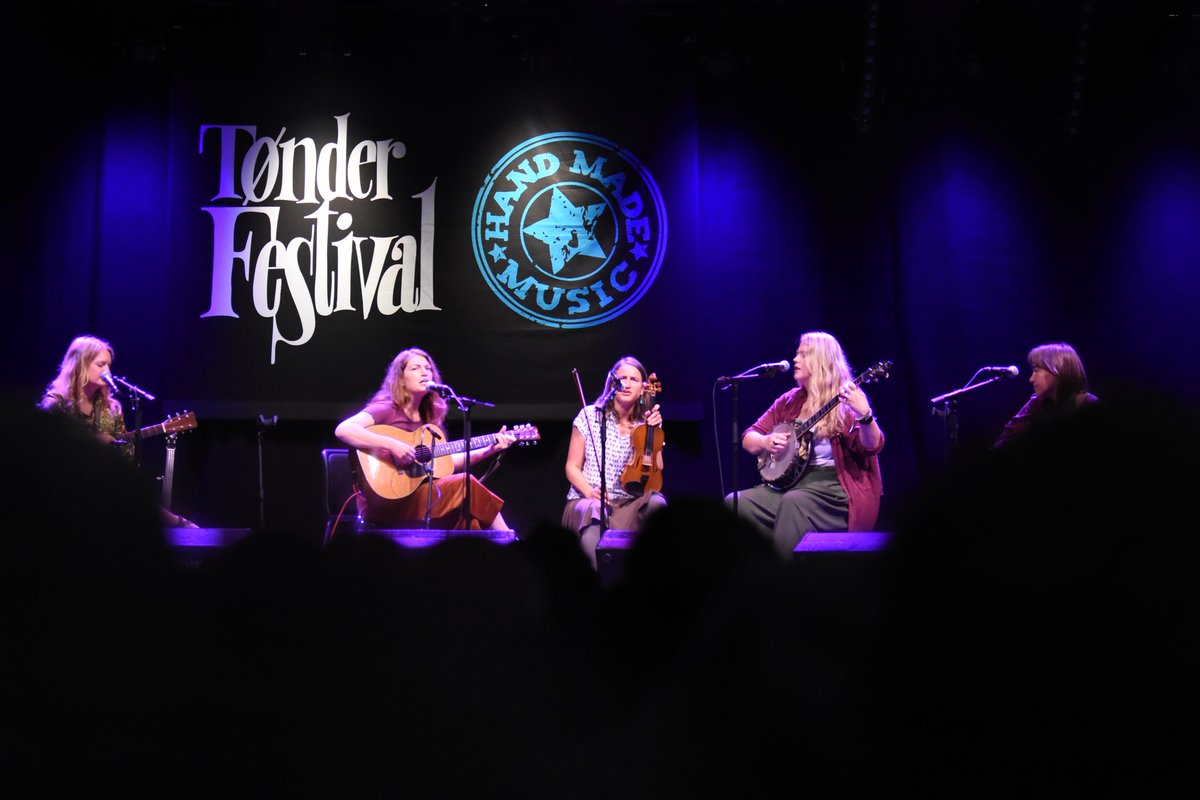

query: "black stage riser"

left=597, top=530, right=891, bottom=586
left=166, top=528, right=890, bottom=580
left=348, top=529, right=519, bottom=548
left=164, top=527, right=254, bottom=568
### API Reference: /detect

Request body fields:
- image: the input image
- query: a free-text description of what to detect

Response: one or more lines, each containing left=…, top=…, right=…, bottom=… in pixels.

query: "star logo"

left=522, top=188, right=608, bottom=274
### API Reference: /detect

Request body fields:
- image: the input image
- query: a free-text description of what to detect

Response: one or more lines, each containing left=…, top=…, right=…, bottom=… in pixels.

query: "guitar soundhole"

left=412, top=444, right=433, bottom=464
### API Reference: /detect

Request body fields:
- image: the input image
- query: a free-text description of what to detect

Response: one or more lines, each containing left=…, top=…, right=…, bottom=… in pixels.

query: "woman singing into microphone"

left=39, top=334, right=198, bottom=527
left=563, top=356, right=666, bottom=569
left=335, top=347, right=515, bottom=530
left=726, top=331, right=884, bottom=556
left=39, top=334, right=132, bottom=459
left=993, top=342, right=1099, bottom=447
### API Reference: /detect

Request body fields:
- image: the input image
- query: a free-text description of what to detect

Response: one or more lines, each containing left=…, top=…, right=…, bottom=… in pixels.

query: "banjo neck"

left=793, top=375, right=869, bottom=435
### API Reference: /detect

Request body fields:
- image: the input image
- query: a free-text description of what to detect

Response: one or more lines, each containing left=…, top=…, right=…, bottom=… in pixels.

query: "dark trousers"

left=726, top=466, right=848, bottom=556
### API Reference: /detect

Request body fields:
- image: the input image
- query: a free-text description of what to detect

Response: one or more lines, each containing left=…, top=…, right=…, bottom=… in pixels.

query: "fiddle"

left=621, top=373, right=664, bottom=497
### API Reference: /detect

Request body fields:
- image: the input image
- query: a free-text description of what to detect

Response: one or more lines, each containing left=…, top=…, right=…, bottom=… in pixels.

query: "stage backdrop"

left=9, top=4, right=1199, bottom=535
left=156, top=20, right=702, bottom=421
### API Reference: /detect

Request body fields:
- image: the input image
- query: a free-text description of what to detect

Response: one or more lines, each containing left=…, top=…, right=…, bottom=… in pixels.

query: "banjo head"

left=756, top=424, right=815, bottom=491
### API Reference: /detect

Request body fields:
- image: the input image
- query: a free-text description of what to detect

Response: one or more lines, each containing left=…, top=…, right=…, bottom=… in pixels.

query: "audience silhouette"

left=880, top=396, right=1198, bottom=795
left=5, top=394, right=1194, bottom=796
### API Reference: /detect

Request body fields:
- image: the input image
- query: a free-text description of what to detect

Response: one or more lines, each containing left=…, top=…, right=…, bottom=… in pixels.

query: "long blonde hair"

left=369, top=347, right=448, bottom=427
left=41, top=335, right=120, bottom=415
left=798, top=331, right=854, bottom=440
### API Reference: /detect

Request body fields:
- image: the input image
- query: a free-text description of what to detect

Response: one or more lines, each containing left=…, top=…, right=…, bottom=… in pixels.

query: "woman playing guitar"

left=563, top=356, right=666, bottom=569
left=726, top=331, right=885, bottom=556
left=335, top=347, right=516, bottom=530
left=39, top=333, right=200, bottom=528
left=39, top=334, right=133, bottom=458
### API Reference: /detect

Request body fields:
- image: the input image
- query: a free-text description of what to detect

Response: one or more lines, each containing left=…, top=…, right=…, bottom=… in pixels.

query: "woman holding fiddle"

left=564, top=356, right=666, bottom=569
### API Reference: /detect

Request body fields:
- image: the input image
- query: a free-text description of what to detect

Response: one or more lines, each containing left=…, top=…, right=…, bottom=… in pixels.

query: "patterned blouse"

left=41, top=392, right=133, bottom=460
left=567, top=406, right=638, bottom=501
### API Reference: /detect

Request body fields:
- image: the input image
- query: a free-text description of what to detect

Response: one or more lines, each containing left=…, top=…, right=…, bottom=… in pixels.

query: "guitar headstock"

left=509, top=423, right=540, bottom=446
left=858, top=361, right=894, bottom=384
left=164, top=410, right=199, bottom=435
left=643, top=372, right=663, bottom=396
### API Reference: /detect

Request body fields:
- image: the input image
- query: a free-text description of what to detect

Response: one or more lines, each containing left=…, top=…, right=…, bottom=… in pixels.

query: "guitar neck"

left=431, top=433, right=501, bottom=459
left=119, top=413, right=197, bottom=443
left=125, top=423, right=167, bottom=441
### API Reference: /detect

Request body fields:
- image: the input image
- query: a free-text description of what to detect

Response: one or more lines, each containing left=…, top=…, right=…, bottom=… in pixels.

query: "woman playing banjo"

left=726, top=331, right=884, bottom=556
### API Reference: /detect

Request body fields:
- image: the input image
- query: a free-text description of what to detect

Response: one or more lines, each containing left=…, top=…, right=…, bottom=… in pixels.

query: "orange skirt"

left=359, top=473, right=504, bottom=530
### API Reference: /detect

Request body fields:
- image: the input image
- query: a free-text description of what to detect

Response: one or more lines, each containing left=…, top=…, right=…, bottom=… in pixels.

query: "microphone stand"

left=256, top=414, right=278, bottom=531
left=420, top=429, right=442, bottom=529
left=597, top=379, right=621, bottom=533
left=114, top=375, right=155, bottom=469
left=435, top=383, right=495, bottom=531
left=930, top=374, right=1011, bottom=463
left=716, top=375, right=752, bottom=514
left=717, top=363, right=789, bottom=514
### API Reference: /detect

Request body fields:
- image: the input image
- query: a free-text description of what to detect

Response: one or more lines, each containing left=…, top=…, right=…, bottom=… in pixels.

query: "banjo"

left=756, top=360, right=892, bottom=492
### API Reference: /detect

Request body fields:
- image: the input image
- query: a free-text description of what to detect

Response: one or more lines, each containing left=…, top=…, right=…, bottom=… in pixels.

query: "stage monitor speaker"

left=596, top=529, right=636, bottom=588
left=793, top=531, right=891, bottom=555
left=791, top=531, right=890, bottom=614
left=164, top=527, right=254, bottom=568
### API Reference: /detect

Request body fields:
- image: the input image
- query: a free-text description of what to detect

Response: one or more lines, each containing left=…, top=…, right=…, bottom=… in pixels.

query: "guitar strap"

left=476, top=450, right=503, bottom=484
left=162, top=433, right=177, bottom=508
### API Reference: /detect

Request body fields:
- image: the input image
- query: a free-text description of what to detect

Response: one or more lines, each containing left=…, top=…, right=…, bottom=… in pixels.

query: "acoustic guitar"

left=114, top=410, right=198, bottom=443
left=355, top=423, right=540, bottom=500
left=757, top=361, right=892, bottom=492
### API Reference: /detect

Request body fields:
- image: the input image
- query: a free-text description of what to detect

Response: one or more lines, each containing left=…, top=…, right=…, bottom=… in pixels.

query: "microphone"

left=99, top=370, right=119, bottom=393
left=424, top=381, right=452, bottom=396
left=717, top=360, right=794, bottom=387
left=980, top=365, right=1020, bottom=377
left=755, top=360, right=793, bottom=373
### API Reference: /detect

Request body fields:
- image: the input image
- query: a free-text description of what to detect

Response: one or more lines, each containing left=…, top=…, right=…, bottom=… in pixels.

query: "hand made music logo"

left=471, top=132, right=668, bottom=328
